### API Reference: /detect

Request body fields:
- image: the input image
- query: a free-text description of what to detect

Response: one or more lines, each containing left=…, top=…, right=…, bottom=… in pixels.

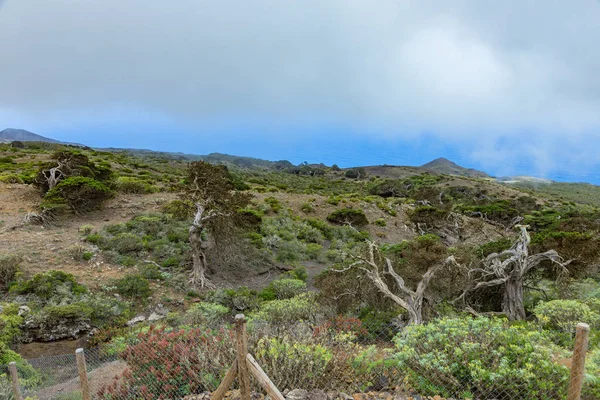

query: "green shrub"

left=254, top=336, right=332, bottom=390
left=300, top=203, right=314, bottom=213
left=275, top=240, right=305, bottom=263
left=115, top=176, right=157, bottom=194
left=345, top=169, right=359, bottom=179
left=138, top=263, right=163, bottom=280
left=534, top=300, right=600, bottom=335
left=161, top=199, right=193, bottom=220
left=10, top=270, right=87, bottom=300
left=161, top=255, right=182, bottom=268
left=68, top=244, right=87, bottom=261
left=115, top=275, right=151, bottom=300
left=287, top=266, right=308, bottom=282
left=0, top=303, right=24, bottom=344
left=42, top=176, right=114, bottom=213
left=264, top=197, right=282, bottom=213
left=82, top=251, right=93, bottom=261
left=327, top=208, right=368, bottom=227
left=373, top=218, right=387, bottom=227
left=207, top=287, right=261, bottom=312
left=584, top=349, right=600, bottom=399
left=251, top=293, right=318, bottom=326
left=305, top=243, right=323, bottom=260
left=85, top=233, right=104, bottom=245
left=41, top=303, right=93, bottom=321
left=394, top=317, right=570, bottom=398
left=84, top=296, right=131, bottom=328
left=78, top=224, right=95, bottom=235
left=0, top=174, right=23, bottom=184
left=477, top=238, right=512, bottom=257
left=268, top=278, right=307, bottom=299
left=0, top=253, right=21, bottom=288
left=185, top=302, right=230, bottom=327
left=109, top=233, right=144, bottom=254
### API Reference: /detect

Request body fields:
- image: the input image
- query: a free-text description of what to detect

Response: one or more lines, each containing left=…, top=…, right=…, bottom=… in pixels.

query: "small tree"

left=457, top=225, right=568, bottom=320
left=42, top=176, right=114, bottom=214
left=181, top=161, right=251, bottom=288
left=335, top=239, right=460, bottom=325
left=35, top=150, right=112, bottom=194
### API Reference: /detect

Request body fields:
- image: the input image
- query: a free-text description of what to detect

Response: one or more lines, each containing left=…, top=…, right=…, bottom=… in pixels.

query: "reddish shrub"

left=97, top=326, right=236, bottom=399
left=314, top=315, right=369, bottom=340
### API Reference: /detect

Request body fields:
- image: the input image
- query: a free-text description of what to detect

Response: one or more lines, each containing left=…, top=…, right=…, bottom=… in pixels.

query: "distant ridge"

left=421, top=157, right=490, bottom=178
left=0, top=128, right=61, bottom=143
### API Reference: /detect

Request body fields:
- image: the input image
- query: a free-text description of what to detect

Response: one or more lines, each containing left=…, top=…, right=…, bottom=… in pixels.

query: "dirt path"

left=31, top=360, right=127, bottom=400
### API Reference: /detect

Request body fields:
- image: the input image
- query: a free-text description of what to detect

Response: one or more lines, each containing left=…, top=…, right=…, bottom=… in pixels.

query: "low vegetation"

left=0, top=142, right=598, bottom=398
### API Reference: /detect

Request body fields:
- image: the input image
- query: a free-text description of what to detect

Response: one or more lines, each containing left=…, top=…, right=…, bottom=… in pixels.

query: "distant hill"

left=421, top=157, right=490, bottom=178
left=0, top=128, right=62, bottom=143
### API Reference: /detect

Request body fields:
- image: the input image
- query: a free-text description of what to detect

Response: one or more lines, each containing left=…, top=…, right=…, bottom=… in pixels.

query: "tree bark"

left=502, top=277, right=526, bottom=321
left=189, top=224, right=211, bottom=288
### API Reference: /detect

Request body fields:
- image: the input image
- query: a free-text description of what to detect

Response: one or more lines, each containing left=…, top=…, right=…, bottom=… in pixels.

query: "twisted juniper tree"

left=336, top=239, right=460, bottom=325
left=181, top=161, right=251, bottom=288
left=457, top=225, right=568, bottom=320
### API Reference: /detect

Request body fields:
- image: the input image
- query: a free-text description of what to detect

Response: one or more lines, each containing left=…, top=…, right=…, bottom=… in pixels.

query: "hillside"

left=421, top=157, right=490, bottom=178
left=0, top=128, right=61, bottom=143
left=0, top=140, right=598, bottom=399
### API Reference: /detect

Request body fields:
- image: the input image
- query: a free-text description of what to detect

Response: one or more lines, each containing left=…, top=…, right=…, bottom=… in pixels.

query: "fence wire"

left=0, top=320, right=596, bottom=400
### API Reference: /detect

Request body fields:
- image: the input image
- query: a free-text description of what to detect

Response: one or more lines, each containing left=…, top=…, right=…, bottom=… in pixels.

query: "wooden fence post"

left=246, top=354, right=285, bottom=400
left=8, top=362, right=23, bottom=400
left=76, top=348, right=91, bottom=400
left=567, top=323, right=590, bottom=400
left=235, top=314, right=251, bottom=400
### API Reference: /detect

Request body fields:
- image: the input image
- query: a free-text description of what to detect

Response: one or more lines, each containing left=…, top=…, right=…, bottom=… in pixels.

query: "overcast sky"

left=1, top=0, right=600, bottom=182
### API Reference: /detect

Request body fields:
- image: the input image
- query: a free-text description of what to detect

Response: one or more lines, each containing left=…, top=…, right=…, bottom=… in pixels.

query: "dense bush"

left=394, top=317, right=570, bottom=398
left=254, top=335, right=332, bottom=390
left=185, top=302, right=230, bottom=327
left=42, top=176, right=114, bottom=213
left=534, top=300, right=600, bottom=334
left=115, top=275, right=151, bottom=300
left=327, top=208, right=368, bottom=228
left=261, top=278, right=307, bottom=300
left=251, top=293, right=319, bottom=327
left=10, top=270, right=87, bottom=300
left=0, top=303, right=23, bottom=344
left=115, top=176, right=158, bottom=194
left=206, top=287, right=261, bottom=312
left=97, top=326, right=237, bottom=399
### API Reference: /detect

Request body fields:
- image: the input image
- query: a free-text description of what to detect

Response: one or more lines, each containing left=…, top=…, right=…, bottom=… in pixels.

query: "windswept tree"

left=457, top=225, right=568, bottom=320
left=181, top=161, right=252, bottom=288
left=334, top=236, right=461, bottom=325
left=35, top=150, right=112, bottom=194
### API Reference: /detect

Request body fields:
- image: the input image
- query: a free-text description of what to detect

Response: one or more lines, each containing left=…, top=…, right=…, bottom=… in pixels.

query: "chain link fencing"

left=0, top=319, right=597, bottom=400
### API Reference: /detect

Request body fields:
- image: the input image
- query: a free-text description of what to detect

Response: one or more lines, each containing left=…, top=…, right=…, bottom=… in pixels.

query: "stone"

left=286, top=389, right=310, bottom=400
left=310, top=389, right=329, bottom=400
left=147, top=312, right=163, bottom=322
left=22, top=314, right=92, bottom=342
left=126, top=315, right=147, bottom=326
left=18, top=305, right=30, bottom=316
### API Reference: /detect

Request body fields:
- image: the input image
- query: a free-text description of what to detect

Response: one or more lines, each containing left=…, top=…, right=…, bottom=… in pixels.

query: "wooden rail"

left=211, top=314, right=284, bottom=400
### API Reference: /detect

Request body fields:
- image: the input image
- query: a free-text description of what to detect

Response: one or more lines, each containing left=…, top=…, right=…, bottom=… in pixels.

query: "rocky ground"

left=185, top=389, right=450, bottom=400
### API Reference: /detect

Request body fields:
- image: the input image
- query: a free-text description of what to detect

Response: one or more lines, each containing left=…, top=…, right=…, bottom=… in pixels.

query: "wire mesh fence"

left=0, top=318, right=596, bottom=400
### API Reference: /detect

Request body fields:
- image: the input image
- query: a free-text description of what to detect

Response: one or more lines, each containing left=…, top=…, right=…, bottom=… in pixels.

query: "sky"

left=1, top=1, right=600, bottom=183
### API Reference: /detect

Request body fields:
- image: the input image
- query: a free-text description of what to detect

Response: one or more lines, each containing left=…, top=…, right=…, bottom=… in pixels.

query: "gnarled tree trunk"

left=456, top=225, right=568, bottom=321
left=503, top=277, right=526, bottom=321
left=188, top=203, right=217, bottom=289
left=189, top=224, right=211, bottom=289
left=337, top=241, right=458, bottom=325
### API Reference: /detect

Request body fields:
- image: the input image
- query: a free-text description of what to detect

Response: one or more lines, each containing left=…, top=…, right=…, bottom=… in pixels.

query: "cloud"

left=1, top=0, right=600, bottom=178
